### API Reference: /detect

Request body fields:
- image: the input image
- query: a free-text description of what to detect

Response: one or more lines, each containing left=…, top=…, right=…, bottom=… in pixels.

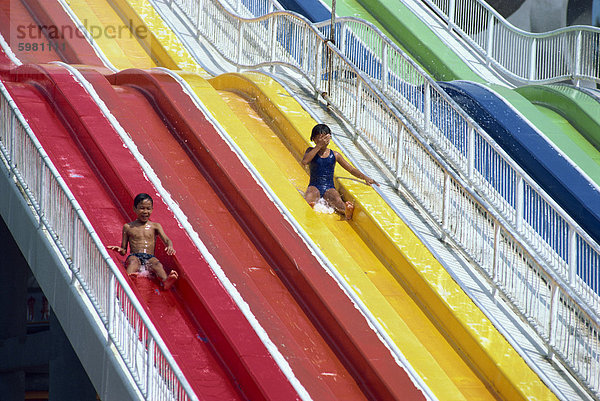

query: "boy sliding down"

left=108, top=193, right=179, bottom=290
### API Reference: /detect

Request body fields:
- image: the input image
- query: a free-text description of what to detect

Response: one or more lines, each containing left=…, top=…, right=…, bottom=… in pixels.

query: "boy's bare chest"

left=129, top=225, right=156, bottom=240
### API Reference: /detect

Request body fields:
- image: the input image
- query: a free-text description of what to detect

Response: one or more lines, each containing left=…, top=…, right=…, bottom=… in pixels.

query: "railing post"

left=395, top=123, right=404, bottom=181
left=423, top=82, right=431, bottom=135
left=467, top=125, right=475, bottom=180
left=37, top=162, right=44, bottom=220
left=516, top=175, right=524, bottom=232
left=70, top=217, right=78, bottom=284
left=196, top=0, right=204, bottom=36
left=314, top=43, right=322, bottom=96
left=547, top=284, right=559, bottom=359
left=106, top=274, right=116, bottom=343
left=9, top=113, right=15, bottom=171
left=354, top=79, right=362, bottom=128
left=492, top=222, right=501, bottom=296
left=146, top=337, right=155, bottom=399
left=442, top=171, right=451, bottom=233
left=340, top=22, right=347, bottom=56
left=485, top=13, right=494, bottom=65
left=447, top=0, right=456, bottom=31
left=574, top=30, right=582, bottom=83
left=382, top=39, right=388, bottom=89
left=528, top=37, right=537, bottom=81
left=236, top=20, right=244, bottom=70
left=568, top=225, right=577, bottom=285
left=270, top=16, right=278, bottom=65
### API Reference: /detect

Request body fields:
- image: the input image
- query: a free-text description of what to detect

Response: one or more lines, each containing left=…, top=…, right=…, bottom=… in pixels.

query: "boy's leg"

left=125, top=256, right=141, bottom=275
left=147, top=257, right=178, bottom=290
left=324, top=188, right=354, bottom=220
left=304, top=186, right=320, bottom=207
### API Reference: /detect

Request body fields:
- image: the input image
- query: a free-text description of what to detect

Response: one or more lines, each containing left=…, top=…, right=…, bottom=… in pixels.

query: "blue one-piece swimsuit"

left=308, top=149, right=336, bottom=197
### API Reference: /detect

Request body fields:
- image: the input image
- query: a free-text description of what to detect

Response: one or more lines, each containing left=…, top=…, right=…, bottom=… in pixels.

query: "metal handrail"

left=422, top=0, right=600, bottom=85
left=157, top=0, right=600, bottom=396
left=0, top=76, right=196, bottom=400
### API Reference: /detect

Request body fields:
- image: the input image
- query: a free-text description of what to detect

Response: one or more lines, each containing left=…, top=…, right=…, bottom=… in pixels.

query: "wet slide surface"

left=0, top=13, right=309, bottom=395
left=0, top=2, right=377, bottom=400
left=213, top=84, right=496, bottom=401
left=0, top=5, right=304, bottom=400
left=73, top=0, right=556, bottom=399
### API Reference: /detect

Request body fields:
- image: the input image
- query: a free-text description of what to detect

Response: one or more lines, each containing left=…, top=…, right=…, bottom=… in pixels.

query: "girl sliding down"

left=301, top=124, right=378, bottom=220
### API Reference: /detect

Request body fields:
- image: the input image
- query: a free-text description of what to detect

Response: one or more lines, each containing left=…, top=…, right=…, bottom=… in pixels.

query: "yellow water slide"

left=63, top=0, right=558, bottom=399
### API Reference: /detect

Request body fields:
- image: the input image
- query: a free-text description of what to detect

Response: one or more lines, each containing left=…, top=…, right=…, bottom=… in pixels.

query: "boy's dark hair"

left=134, top=193, right=153, bottom=208
left=310, top=124, right=331, bottom=141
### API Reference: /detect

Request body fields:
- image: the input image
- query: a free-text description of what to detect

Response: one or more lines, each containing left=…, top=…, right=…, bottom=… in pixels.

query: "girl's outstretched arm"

left=335, top=152, right=379, bottom=186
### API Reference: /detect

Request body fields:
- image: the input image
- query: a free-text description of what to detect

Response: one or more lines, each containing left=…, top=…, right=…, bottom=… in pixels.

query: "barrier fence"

left=0, top=81, right=196, bottom=401
left=163, top=0, right=600, bottom=395
left=425, top=0, right=600, bottom=85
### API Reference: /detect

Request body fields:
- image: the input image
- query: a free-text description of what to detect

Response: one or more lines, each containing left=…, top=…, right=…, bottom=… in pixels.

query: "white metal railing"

left=0, top=81, right=197, bottom=401
left=424, top=0, right=600, bottom=85
left=213, top=0, right=600, bottom=85
left=160, top=0, right=600, bottom=396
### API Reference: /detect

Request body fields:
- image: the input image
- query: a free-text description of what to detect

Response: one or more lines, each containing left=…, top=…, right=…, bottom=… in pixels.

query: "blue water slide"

left=277, top=0, right=330, bottom=22
left=439, top=81, right=600, bottom=247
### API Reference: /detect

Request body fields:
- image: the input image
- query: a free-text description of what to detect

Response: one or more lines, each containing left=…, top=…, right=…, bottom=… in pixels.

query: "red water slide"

left=0, top=60, right=301, bottom=400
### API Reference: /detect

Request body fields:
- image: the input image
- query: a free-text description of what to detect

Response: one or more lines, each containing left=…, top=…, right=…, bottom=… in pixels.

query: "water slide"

left=515, top=84, right=600, bottom=153
left=93, top=0, right=564, bottom=399
left=1, top=0, right=429, bottom=399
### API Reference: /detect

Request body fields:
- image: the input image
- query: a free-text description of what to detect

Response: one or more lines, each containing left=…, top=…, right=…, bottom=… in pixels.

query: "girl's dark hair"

left=310, top=124, right=331, bottom=141
left=134, top=193, right=153, bottom=208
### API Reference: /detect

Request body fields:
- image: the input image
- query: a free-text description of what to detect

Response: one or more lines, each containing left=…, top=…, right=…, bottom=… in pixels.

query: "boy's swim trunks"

left=127, top=252, right=155, bottom=266
left=308, top=149, right=336, bottom=197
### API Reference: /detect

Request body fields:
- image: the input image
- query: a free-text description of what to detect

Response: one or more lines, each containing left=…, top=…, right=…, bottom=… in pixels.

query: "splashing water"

left=313, top=198, right=335, bottom=214
left=137, top=265, right=154, bottom=278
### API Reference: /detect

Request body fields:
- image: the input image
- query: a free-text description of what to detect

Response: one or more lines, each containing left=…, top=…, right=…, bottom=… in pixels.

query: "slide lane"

left=515, top=84, right=600, bottom=153
left=57, top=0, right=429, bottom=399
left=0, top=60, right=301, bottom=400
left=205, top=71, right=559, bottom=401
left=109, top=0, right=562, bottom=398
